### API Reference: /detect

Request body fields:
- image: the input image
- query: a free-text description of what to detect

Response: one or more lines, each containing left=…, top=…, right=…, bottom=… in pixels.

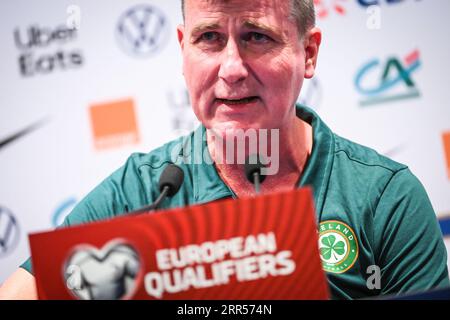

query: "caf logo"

left=318, top=220, right=358, bottom=274
left=63, top=240, right=141, bottom=300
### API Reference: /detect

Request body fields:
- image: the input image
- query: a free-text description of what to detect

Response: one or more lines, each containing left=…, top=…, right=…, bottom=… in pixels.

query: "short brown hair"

left=180, top=0, right=316, bottom=37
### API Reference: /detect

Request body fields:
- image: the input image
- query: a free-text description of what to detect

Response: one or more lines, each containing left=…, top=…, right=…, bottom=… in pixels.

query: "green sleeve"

left=374, top=168, right=450, bottom=295
left=20, top=153, right=154, bottom=275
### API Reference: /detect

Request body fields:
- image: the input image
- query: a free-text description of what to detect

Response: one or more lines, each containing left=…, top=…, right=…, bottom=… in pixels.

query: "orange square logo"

left=89, top=98, right=139, bottom=150
left=443, top=131, right=450, bottom=179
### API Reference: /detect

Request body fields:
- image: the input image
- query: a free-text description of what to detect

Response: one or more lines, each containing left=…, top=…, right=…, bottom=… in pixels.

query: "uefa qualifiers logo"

left=0, top=206, right=20, bottom=258
left=63, top=240, right=142, bottom=300
left=116, top=4, right=169, bottom=57
left=354, top=49, right=421, bottom=106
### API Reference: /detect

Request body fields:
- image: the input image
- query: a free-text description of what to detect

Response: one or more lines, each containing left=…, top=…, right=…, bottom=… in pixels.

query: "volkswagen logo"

left=0, top=206, right=20, bottom=258
left=116, top=4, right=170, bottom=57
left=64, top=240, right=141, bottom=300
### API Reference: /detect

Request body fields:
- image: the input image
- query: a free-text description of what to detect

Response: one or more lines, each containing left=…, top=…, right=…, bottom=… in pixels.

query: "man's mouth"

left=216, top=96, right=259, bottom=105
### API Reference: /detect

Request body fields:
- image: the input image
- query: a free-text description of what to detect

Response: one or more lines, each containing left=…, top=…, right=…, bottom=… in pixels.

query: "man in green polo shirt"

left=1, top=0, right=448, bottom=299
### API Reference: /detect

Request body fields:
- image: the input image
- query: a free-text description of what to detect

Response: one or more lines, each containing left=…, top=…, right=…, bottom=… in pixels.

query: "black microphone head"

left=159, top=164, right=184, bottom=197
left=244, top=154, right=267, bottom=184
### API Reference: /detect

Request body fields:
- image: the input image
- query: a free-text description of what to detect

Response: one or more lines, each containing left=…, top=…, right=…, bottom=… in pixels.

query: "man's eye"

left=245, top=32, right=271, bottom=43
left=199, top=31, right=220, bottom=42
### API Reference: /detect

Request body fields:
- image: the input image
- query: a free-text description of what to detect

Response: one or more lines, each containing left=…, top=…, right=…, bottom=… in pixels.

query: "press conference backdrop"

left=1, top=0, right=449, bottom=285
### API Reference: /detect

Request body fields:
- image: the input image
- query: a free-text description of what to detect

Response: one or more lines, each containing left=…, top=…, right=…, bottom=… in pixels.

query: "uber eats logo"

left=13, top=24, right=84, bottom=77
left=318, top=220, right=359, bottom=273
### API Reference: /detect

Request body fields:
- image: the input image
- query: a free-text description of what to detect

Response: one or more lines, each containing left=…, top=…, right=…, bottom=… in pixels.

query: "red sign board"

left=30, top=187, right=329, bottom=300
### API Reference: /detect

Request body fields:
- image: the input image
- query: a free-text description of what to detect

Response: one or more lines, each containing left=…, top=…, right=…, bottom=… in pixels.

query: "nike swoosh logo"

left=0, top=118, right=48, bottom=150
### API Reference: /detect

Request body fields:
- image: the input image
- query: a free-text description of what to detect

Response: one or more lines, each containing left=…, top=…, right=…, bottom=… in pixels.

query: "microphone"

left=132, top=163, right=184, bottom=214
left=244, top=154, right=266, bottom=194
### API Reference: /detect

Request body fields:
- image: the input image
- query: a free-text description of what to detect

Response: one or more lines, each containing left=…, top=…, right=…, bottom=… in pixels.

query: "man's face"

left=178, top=0, right=317, bottom=135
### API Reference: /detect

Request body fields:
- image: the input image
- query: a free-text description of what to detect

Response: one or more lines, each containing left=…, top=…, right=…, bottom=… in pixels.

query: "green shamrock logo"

left=320, top=234, right=345, bottom=261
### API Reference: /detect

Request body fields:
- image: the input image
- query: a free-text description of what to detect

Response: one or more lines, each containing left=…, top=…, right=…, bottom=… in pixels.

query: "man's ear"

left=304, top=27, right=322, bottom=79
left=177, top=24, right=185, bottom=50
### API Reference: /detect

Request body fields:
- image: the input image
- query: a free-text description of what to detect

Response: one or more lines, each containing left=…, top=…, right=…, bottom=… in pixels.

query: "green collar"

left=296, top=105, right=335, bottom=220
left=190, top=104, right=335, bottom=220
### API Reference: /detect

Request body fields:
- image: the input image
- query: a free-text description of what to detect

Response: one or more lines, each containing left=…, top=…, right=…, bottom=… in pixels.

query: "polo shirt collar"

left=296, top=105, right=335, bottom=220
left=192, top=104, right=335, bottom=218
left=191, top=126, right=235, bottom=204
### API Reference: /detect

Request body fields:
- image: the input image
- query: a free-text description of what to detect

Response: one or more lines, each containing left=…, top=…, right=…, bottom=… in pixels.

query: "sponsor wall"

left=1, top=0, right=449, bottom=287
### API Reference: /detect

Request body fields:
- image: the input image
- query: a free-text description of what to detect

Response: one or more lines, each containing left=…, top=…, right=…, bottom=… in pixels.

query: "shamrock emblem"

left=320, top=234, right=345, bottom=261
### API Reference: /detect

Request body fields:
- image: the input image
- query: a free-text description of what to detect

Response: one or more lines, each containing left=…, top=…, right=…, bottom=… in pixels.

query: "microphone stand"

left=245, top=154, right=266, bottom=195
left=252, top=171, right=261, bottom=194
left=133, top=186, right=170, bottom=214
left=130, top=163, right=184, bottom=215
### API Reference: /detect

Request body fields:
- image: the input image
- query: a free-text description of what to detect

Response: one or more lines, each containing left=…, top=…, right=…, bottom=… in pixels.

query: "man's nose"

left=218, top=38, right=248, bottom=84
